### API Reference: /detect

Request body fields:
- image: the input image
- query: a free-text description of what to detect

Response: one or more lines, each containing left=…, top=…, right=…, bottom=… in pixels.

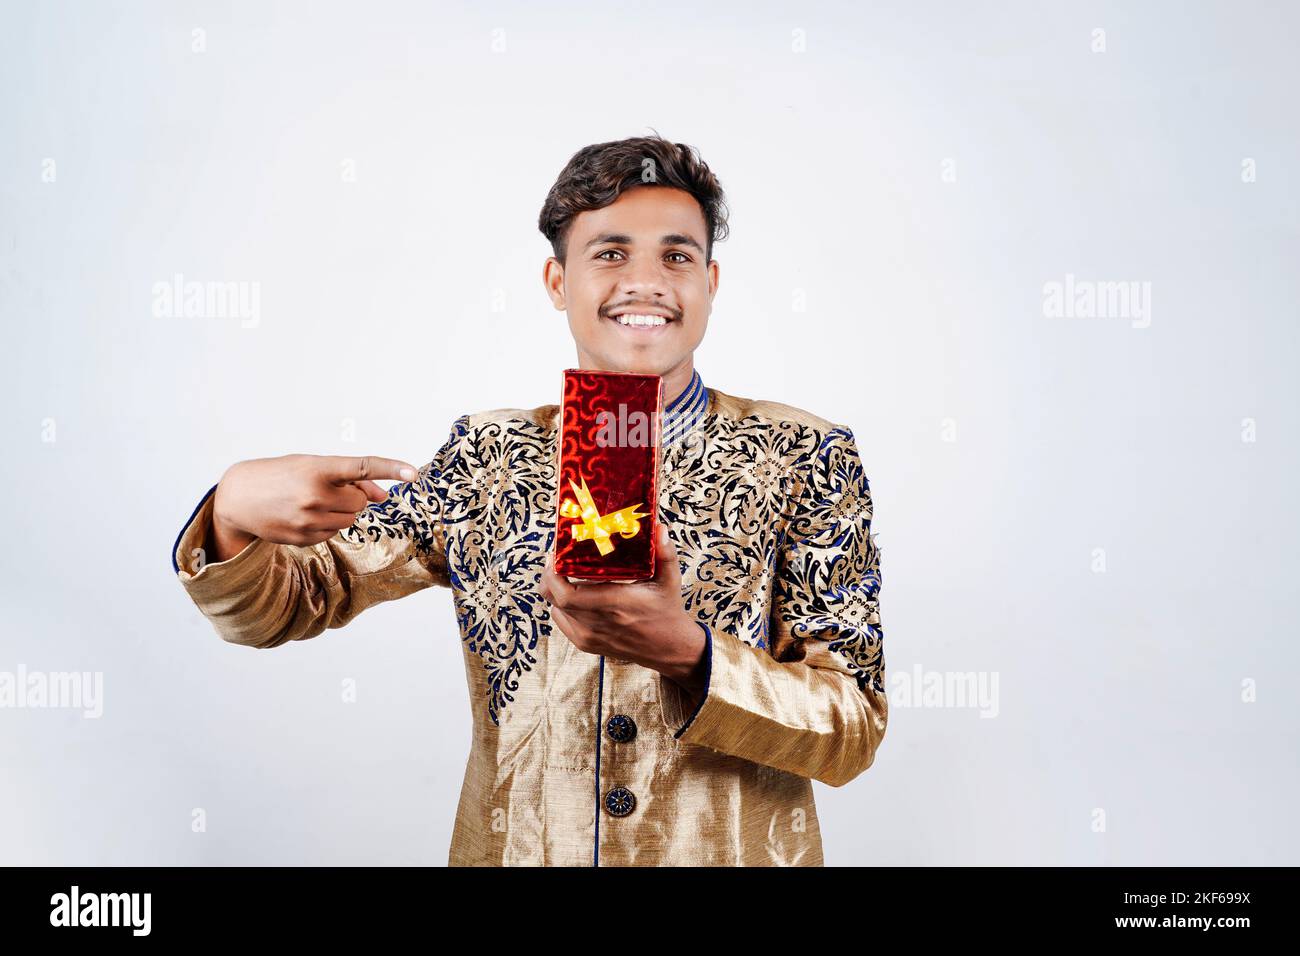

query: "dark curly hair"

left=538, top=132, right=729, bottom=265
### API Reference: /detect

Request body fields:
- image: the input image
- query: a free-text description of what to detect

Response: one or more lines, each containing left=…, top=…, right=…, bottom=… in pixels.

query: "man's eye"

left=596, top=249, right=624, bottom=261
left=665, top=252, right=690, bottom=263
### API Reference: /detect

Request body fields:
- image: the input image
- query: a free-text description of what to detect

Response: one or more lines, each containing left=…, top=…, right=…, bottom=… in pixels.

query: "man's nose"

left=619, top=255, right=670, bottom=299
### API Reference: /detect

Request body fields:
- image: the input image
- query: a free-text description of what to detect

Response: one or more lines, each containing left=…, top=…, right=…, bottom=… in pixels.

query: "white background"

left=1, top=0, right=1296, bottom=865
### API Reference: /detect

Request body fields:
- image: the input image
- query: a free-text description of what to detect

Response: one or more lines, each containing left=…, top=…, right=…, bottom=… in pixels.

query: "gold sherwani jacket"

left=172, top=369, right=888, bottom=866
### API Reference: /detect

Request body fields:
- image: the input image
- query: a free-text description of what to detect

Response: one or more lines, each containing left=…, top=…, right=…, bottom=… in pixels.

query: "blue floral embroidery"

left=352, top=401, right=884, bottom=728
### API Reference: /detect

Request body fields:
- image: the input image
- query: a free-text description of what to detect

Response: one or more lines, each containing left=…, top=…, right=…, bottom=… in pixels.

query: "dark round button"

left=604, top=786, right=636, bottom=817
left=605, top=714, right=637, bottom=743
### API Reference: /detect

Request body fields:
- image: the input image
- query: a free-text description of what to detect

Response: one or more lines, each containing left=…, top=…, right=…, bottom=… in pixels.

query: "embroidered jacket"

left=171, top=369, right=888, bottom=866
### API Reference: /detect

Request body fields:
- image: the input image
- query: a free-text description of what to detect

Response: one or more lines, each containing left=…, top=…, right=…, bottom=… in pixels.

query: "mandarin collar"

left=663, top=368, right=707, bottom=448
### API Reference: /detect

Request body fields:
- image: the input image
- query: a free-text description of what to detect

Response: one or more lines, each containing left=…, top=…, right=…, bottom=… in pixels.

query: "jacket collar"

left=663, top=368, right=708, bottom=448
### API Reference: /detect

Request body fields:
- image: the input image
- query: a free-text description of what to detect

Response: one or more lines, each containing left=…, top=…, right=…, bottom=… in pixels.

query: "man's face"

left=543, top=185, right=719, bottom=378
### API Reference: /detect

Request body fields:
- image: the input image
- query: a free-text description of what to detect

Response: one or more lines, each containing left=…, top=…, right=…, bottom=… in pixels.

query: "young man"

left=172, top=134, right=888, bottom=867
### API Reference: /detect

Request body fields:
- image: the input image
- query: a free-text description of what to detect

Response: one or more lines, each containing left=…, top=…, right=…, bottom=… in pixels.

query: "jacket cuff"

left=172, top=484, right=276, bottom=599
left=657, top=621, right=884, bottom=787
left=663, top=622, right=778, bottom=747
left=658, top=621, right=713, bottom=736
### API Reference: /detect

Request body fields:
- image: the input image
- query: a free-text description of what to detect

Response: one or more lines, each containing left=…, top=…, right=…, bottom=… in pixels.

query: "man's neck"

left=660, top=362, right=695, bottom=409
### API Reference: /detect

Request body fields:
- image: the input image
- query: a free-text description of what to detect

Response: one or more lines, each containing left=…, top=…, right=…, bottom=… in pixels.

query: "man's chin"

left=585, top=349, right=674, bottom=377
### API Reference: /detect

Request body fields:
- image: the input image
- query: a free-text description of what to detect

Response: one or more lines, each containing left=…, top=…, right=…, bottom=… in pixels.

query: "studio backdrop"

left=1, top=0, right=1296, bottom=865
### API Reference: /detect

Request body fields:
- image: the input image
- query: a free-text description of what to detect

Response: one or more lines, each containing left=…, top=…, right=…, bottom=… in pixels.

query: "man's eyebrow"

left=583, top=232, right=705, bottom=254
left=660, top=233, right=705, bottom=254
left=584, top=232, right=633, bottom=249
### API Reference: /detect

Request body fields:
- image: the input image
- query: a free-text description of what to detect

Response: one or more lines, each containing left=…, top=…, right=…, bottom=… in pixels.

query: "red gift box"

left=553, top=368, right=663, bottom=582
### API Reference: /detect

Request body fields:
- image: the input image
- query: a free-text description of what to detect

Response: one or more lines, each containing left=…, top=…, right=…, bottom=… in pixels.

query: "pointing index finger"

left=324, top=455, right=418, bottom=484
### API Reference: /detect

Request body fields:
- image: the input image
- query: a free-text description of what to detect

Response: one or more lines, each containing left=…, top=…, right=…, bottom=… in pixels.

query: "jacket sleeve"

left=171, top=415, right=471, bottom=649
left=657, top=425, right=888, bottom=787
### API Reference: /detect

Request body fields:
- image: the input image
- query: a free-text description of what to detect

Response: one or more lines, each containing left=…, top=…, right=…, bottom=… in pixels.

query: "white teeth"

left=613, top=313, right=667, bottom=327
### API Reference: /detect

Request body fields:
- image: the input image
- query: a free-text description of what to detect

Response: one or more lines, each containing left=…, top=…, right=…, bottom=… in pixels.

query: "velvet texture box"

left=553, top=368, right=663, bottom=582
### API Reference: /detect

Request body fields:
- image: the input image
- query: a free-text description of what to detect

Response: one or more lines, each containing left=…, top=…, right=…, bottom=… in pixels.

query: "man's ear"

left=542, top=256, right=566, bottom=310
left=707, top=259, right=720, bottom=303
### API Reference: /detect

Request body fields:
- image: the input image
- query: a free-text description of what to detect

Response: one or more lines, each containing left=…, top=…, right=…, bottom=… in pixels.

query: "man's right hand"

left=209, top=455, right=419, bottom=562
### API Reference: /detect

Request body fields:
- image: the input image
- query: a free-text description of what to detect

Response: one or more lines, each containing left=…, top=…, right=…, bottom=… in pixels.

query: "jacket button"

left=604, top=786, right=636, bottom=817
left=605, top=714, right=637, bottom=743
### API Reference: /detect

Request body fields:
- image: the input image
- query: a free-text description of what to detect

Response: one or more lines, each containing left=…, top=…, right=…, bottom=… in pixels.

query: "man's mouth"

left=604, top=308, right=678, bottom=330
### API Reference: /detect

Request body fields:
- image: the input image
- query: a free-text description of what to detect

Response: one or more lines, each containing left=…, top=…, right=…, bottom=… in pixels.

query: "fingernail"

left=400, top=467, right=416, bottom=481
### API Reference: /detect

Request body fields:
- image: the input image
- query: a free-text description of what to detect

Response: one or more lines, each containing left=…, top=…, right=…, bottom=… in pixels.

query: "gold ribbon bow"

left=559, top=474, right=649, bottom=556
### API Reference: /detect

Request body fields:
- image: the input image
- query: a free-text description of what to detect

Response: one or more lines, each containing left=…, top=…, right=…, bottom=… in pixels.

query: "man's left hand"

left=538, top=522, right=707, bottom=699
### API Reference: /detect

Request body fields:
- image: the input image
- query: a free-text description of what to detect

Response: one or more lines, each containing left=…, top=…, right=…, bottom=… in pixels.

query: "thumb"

left=354, top=479, right=391, bottom=503
left=653, top=522, right=679, bottom=582
left=657, top=522, right=674, bottom=553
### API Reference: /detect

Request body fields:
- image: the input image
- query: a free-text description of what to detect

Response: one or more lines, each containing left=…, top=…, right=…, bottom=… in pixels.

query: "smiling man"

left=172, top=134, right=888, bottom=867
